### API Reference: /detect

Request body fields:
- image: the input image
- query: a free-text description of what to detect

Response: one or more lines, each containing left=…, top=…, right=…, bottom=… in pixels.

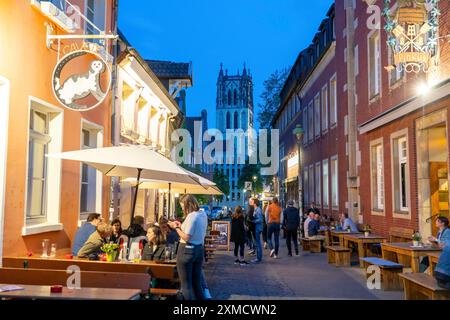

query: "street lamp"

left=292, top=124, right=304, bottom=232
left=252, top=175, right=257, bottom=197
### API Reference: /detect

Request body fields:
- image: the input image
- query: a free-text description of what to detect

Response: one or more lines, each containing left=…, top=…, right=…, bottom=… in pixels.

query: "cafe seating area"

left=0, top=230, right=221, bottom=301
left=303, top=225, right=449, bottom=300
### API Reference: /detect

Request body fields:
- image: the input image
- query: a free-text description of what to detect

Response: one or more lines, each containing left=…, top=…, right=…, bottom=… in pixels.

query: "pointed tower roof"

left=242, top=63, right=247, bottom=76
left=218, top=63, right=224, bottom=78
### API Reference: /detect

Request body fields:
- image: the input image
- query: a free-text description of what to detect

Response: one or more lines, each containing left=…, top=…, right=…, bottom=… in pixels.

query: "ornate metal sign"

left=52, top=49, right=112, bottom=111
left=383, top=0, right=440, bottom=73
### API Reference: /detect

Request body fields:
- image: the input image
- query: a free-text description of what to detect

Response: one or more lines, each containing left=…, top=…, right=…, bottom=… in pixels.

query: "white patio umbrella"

left=122, top=177, right=223, bottom=195
left=47, top=145, right=203, bottom=225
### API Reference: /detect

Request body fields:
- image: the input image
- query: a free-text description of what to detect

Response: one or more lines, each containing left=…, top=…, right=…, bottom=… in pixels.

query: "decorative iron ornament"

left=383, top=0, right=440, bottom=73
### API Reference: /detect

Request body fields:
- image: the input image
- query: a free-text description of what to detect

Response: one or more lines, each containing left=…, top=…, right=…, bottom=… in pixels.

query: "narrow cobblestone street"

left=205, top=241, right=403, bottom=300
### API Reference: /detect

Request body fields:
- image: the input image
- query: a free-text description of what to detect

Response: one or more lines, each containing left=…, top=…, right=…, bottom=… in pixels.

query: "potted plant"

left=412, top=232, right=422, bottom=247
left=101, top=243, right=119, bottom=262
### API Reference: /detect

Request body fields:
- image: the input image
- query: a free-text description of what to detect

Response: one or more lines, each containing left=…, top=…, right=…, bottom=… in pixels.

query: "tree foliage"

left=213, top=168, right=230, bottom=202
left=237, top=163, right=263, bottom=195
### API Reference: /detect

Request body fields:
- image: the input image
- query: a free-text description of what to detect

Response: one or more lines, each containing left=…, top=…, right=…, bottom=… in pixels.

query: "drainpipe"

left=345, top=0, right=359, bottom=220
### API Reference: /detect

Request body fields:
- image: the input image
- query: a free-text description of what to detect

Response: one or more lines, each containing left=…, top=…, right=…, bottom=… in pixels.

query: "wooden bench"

left=0, top=267, right=150, bottom=293
left=399, top=273, right=450, bottom=300
left=360, top=257, right=403, bottom=291
left=302, top=237, right=324, bottom=253
left=326, top=246, right=351, bottom=267
left=389, top=227, right=414, bottom=243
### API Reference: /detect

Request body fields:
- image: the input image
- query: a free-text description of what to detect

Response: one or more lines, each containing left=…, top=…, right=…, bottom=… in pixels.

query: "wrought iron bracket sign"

left=383, top=0, right=440, bottom=73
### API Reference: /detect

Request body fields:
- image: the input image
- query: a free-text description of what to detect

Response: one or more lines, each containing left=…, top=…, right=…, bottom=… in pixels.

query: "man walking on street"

left=266, top=197, right=283, bottom=259
left=283, top=200, right=300, bottom=256
left=250, top=198, right=264, bottom=263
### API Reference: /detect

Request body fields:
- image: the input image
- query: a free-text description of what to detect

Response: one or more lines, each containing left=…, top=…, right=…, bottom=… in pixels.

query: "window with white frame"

left=302, top=108, right=308, bottom=145
left=121, top=82, right=135, bottom=132
left=371, top=142, right=384, bottom=211
left=368, top=30, right=381, bottom=99
left=315, top=162, right=321, bottom=206
left=85, top=0, right=106, bottom=35
left=314, top=94, right=321, bottom=137
left=323, top=159, right=329, bottom=208
left=308, top=102, right=314, bottom=142
left=392, top=135, right=409, bottom=212
left=304, top=168, right=309, bottom=204
left=25, top=100, right=63, bottom=232
left=354, top=45, right=359, bottom=77
left=80, top=123, right=103, bottom=221
left=331, top=156, right=338, bottom=208
left=309, top=165, right=315, bottom=203
left=321, top=85, right=328, bottom=132
left=330, top=75, right=337, bottom=126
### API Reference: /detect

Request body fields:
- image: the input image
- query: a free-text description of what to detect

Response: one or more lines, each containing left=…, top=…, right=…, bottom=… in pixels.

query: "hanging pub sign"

left=52, top=46, right=112, bottom=111
left=383, top=0, right=440, bottom=73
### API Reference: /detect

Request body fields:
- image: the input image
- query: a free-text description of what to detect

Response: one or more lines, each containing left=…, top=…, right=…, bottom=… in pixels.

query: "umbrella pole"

left=168, top=182, right=172, bottom=219
left=130, top=168, right=143, bottom=227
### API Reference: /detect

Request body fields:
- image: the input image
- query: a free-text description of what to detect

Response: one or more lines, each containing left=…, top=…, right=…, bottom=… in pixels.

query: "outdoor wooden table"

left=330, top=230, right=363, bottom=246
left=381, top=242, right=442, bottom=273
left=0, top=284, right=141, bottom=300
left=428, top=252, right=441, bottom=274
left=343, top=234, right=387, bottom=267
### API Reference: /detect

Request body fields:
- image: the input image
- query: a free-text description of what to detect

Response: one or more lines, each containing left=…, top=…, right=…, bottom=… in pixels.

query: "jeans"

left=267, top=223, right=281, bottom=255
left=435, top=271, right=450, bottom=289
left=255, top=230, right=263, bottom=261
left=285, top=229, right=299, bottom=255
left=234, top=242, right=245, bottom=259
left=176, top=243, right=204, bottom=300
left=262, top=224, right=268, bottom=243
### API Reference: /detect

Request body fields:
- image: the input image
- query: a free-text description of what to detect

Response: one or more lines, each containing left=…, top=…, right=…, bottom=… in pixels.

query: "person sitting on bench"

left=420, top=216, right=450, bottom=272
left=143, top=225, right=167, bottom=261
left=72, top=213, right=101, bottom=256
left=77, top=222, right=111, bottom=258
left=434, top=243, right=450, bottom=289
left=308, top=213, right=321, bottom=237
left=340, top=213, right=358, bottom=232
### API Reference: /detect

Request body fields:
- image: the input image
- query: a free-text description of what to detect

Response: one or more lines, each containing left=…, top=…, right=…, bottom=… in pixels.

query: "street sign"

left=244, top=181, right=252, bottom=190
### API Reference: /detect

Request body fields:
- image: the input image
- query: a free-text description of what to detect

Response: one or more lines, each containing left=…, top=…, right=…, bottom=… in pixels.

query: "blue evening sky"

left=118, top=0, right=334, bottom=128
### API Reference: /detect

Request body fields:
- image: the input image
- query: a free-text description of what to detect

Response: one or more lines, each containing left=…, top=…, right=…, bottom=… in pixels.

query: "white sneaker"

left=273, top=254, right=278, bottom=259
left=270, top=249, right=275, bottom=257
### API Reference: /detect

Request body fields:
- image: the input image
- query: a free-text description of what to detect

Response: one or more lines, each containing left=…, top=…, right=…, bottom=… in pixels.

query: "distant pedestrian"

left=283, top=200, right=300, bottom=256
left=266, top=197, right=283, bottom=259
left=262, top=202, right=269, bottom=249
left=250, top=198, right=264, bottom=263
left=245, top=200, right=256, bottom=255
left=231, top=206, right=249, bottom=266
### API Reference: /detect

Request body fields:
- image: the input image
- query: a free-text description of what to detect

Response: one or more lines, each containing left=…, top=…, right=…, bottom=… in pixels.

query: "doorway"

left=0, top=76, right=10, bottom=267
left=416, top=109, right=449, bottom=239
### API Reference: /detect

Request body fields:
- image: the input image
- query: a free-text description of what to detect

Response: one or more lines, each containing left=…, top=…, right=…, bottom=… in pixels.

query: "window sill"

left=393, top=211, right=411, bottom=220
left=371, top=210, right=385, bottom=216
left=22, top=222, right=63, bottom=236
left=369, top=94, right=381, bottom=105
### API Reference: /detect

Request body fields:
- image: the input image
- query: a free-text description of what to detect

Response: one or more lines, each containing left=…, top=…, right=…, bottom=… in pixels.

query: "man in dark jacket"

left=283, top=200, right=300, bottom=256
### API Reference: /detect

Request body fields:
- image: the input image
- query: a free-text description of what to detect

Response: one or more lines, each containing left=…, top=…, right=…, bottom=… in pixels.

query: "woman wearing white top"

left=168, top=195, right=208, bottom=300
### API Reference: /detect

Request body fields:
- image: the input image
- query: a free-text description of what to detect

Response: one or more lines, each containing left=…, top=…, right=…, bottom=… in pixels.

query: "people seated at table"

left=109, top=218, right=123, bottom=244
left=77, top=222, right=111, bottom=258
left=142, top=225, right=167, bottom=261
left=308, top=213, right=321, bottom=237
left=428, top=216, right=450, bottom=247
left=72, top=213, right=101, bottom=256
left=340, top=213, right=359, bottom=232
left=159, top=217, right=180, bottom=246
left=307, top=202, right=320, bottom=215
left=434, top=242, right=450, bottom=289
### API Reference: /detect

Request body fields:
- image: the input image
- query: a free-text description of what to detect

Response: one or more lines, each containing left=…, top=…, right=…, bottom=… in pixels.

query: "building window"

left=121, top=82, right=135, bottom=131
left=354, top=45, right=359, bottom=77
left=308, top=102, right=314, bottom=142
left=330, top=75, right=337, bottom=126
left=315, top=162, right=321, bottom=206
left=234, top=111, right=238, bottom=129
left=228, top=90, right=232, bottom=106
left=25, top=99, right=63, bottom=233
left=368, top=30, right=381, bottom=99
left=302, top=108, right=308, bottom=145
left=304, top=169, right=309, bottom=204
left=27, top=110, right=51, bottom=223
left=321, top=85, right=328, bottom=132
left=392, top=134, right=409, bottom=212
left=331, top=156, right=338, bottom=208
left=314, top=94, right=320, bottom=137
left=233, top=89, right=238, bottom=106
left=85, top=0, right=106, bottom=38
left=226, top=112, right=231, bottom=129
left=370, top=141, right=384, bottom=211
left=323, top=159, right=329, bottom=208
left=80, top=123, right=103, bottom=221
left=309, top=165, right=314, bottom=203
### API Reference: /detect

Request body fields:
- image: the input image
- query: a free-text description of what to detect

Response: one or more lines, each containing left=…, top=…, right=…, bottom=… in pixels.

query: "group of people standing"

left=230, top=197, right=301, bottom=264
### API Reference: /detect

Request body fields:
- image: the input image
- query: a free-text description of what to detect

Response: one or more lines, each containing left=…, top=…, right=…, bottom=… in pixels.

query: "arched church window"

left=234, top=111, right=238, bottom=129
left=226, top=111, right=231, bottom=129
left=228, top=90, right=232, bottom=106
left=234, top=89, right=238, bottom=105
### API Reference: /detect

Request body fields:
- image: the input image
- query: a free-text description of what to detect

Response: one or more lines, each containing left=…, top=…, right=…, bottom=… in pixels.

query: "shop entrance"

left=416, top=109, right=449, bottom=239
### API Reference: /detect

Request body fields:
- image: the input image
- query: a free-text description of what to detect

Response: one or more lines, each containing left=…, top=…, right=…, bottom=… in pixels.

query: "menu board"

left=212, top=221, right=230, bottom=251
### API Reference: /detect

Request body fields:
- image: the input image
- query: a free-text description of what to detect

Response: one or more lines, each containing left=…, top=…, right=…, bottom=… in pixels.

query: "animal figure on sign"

left=54, top=60, right=106, bottom=110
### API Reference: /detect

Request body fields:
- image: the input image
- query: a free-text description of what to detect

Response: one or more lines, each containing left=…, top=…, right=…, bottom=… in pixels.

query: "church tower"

left=215, top=63, right=254, bottom=208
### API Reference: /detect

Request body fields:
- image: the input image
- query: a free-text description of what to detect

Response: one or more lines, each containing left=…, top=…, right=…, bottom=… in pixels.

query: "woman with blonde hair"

left=168, top=194, right=208, bottom=300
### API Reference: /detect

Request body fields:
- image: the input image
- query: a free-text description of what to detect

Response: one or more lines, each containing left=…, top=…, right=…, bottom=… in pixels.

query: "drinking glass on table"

left=50, top=243, right=57, bottom=257
left=41, top=239, right=50, bottom=257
